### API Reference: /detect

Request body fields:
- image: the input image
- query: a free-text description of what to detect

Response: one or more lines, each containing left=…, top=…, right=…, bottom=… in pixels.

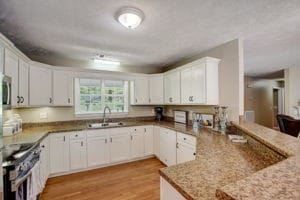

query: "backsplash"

left=164, top=105, right=215, bottom=120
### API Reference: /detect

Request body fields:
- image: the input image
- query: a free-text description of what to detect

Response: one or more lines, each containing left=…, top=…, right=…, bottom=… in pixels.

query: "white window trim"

left=74, top=78, right=129, bottom=116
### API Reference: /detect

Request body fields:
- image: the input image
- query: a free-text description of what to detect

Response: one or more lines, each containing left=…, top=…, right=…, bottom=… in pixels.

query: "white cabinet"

left=29, top=63, right=52, bottom=106
left=0, top=45, right=4, bottom=73
left=160, top=177, right=186, bottom=200
left=18, top=59, right=29, bottom=106
left=164, top=70, right=180, bottom=104
left=176, top=132, right=196, bottom=164
left=50, top=133, right=70, bottom=174
left=160, top=128, right=177, bottom=166
left=109, top=128, right=130, bottom=163
left=149, top=74, right=164, bottom=104
left=4, top=48, right=19, bottom=106
left=153, top=126, right=160, bottom=158
left=87, top=130, right=109, bottom=167
left=144, top=126, right=154, bottom=156
left=131, top=76, right=149, bottom=104
left=130, top=127, right=144, bottom=159
left=69, top=132, right=87, bottom=170
left=53, top=70, right=73, bottom=106
left=40, top=136, right=50, bottom=187
left=180, top=57, right=219, bottom=105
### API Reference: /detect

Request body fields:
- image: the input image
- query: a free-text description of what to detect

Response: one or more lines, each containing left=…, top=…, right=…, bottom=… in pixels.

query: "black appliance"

left=154, top=107, right=164, bottom=121
left=2, top=75, right=11, bottom=110
left=2, top=143, right=40, bottom=200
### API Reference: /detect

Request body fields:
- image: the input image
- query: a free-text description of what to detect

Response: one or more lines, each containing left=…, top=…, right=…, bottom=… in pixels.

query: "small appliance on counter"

left=174, top=110, right=188, bottom=124
left=154, top=107, right=164, bottom=121
left=3, top=114, right=23, bottom=136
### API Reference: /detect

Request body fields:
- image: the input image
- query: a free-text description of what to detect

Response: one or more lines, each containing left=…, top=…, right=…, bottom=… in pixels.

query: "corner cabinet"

left=180, top=57, right=220, bottom=105
left=164, top=70, right=181, bottom=104
left=130, top=76, right=149, bottom=105
left=29, top=63, right=52, bottom=106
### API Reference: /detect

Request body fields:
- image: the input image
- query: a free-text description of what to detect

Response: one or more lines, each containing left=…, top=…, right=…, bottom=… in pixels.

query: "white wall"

left=165, top=39, right=244, bottom=122
left=284, top=67, right=300, bottom=118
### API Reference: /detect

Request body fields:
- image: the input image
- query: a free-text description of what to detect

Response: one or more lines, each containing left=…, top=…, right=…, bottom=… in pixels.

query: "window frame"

left=74, top=77, right=129, bottom=116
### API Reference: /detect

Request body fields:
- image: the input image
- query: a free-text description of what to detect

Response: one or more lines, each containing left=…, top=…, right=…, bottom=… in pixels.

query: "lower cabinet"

left=130, top=127, right=144, bottom=159
left=160, top=177, right=186, bottom=200
left=176, top=132, right=196, bottom=164
left=69, top=132, right=87, bottom=170
left=153, top=126, right=160, bottom=158
left=110, top=128, right=131, bottom=163
left=87, top=130, right=109, bottom=167
left=39, top=136, right=50, bottom=187
left=159, top=128, right=177, bottom=166
left=144, top=126, right=154, bottom=156
left=49, top=133, right=70, bottom=174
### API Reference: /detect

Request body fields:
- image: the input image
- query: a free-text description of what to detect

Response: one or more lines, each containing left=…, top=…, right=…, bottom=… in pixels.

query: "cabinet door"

left=144, top=126, right=154, bottom=156
left=160, top=177, right=186, bottom=200
left=160, top=128, right=176, bottom=166
left=53, top=70, right=73, bottom=106
left=180, top=67, right=193, bottom=104
left=130, top=131, right=144, bottom=159
left=29, top=65, right=52, bottom=106
left=153, top=126, right=160, bottom=158
left=164, top=71, right=180, bottom=104
left=0, top=45, right=4, bottom=73
left=40, top=136, right=50, bottom=186
left=87, top=136, right=109, bottom=167
left=110, top=131, right=130, bottom=163
left=149, top=74, right=164, bottom=104
left=176, top=142, right=196, bottom=164
left=4, top=49, right=19, bottom=106
left=70, top=139, right=87, bottom=170
left=50, top=133, right=70, bottom=174
left=132, top=76, right=149, bottom=104
left=18, top=59, right=29, bottom=106
left=191, top=64, right=206, bottom=104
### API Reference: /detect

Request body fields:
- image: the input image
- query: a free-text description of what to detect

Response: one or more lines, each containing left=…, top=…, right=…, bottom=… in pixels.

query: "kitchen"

left=0, top=1, right=299, bottom=200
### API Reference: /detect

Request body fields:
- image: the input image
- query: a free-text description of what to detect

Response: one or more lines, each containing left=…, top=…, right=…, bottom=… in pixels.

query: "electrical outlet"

left=40, top=112, right=48, bottom=119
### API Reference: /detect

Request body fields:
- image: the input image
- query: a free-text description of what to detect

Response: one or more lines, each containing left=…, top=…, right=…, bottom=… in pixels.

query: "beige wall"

left=284, top=67, right=300, bottom=117
left=5, top=105, right=155, bottom=123
left=244, top=76, right=255, bottom=111
left=164, top=39, right=244, bottom=122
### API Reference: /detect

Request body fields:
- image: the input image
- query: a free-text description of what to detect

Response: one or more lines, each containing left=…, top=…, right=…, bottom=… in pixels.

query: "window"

left=75, top=78, right=128, bottom=115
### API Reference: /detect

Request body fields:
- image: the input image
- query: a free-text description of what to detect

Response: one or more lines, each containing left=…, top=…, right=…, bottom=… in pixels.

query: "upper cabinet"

left=29, top=63, right=52, bottom=106
left=180, top=57, right=220, bottom=105
left=149, top=74, right=164, bottom=104
left=53, top=70, right=73, bottom=106
left=131, top=75, right=149, bottom=105
left=0, top=45, right=4, bottom=73
left=4, top=48, right=29, bottom=107
left=164, top=70, right=181, bottom=104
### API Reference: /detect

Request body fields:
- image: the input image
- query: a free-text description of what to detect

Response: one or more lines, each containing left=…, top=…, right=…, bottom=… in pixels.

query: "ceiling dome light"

left=117, top=7, right=144, bottom=29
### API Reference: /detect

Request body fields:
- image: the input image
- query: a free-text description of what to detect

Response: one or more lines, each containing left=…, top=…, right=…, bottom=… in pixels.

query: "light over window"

left=75, top=78, right=128, bottom=115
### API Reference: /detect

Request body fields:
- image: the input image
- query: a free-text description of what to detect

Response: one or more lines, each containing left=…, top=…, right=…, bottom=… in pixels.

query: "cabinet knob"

left=68, top=98, right=71, bottom=103
left=20, top=96, right=24, bottom=103
left=49, top=98, right=52, bottom=104
left=135, top=98, right=137, bottom=103
left=17, top=96, right=20, bottom=104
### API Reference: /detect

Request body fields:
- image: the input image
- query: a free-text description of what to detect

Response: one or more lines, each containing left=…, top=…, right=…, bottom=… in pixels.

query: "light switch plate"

left=40, top=112, right=48, bottom=119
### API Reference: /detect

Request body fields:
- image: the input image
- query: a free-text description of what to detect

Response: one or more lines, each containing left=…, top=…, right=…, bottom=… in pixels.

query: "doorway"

left=273, top=87, right=285, bottom=129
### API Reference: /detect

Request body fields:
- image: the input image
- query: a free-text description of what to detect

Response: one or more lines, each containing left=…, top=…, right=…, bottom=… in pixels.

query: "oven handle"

left=11, top=170, right=32, bottom=192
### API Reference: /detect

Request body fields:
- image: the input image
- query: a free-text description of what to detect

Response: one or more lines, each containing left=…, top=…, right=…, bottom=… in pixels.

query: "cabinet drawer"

left=177, top=132, right=196, bottom=146
left=69, top=131, right=86, bottom=140
left=86, top=129, right=109, bottom=138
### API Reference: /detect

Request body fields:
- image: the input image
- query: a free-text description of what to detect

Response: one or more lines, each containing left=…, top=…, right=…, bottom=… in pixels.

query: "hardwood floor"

left=41, top=158, right=165, bottom=200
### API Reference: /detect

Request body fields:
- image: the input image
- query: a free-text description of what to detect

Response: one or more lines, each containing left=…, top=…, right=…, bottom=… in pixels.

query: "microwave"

left=3, top=75, right=11, bottom=110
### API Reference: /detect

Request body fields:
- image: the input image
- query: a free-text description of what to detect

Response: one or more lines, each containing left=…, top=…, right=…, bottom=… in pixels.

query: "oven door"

left=2, top=75, right=11, bottom=110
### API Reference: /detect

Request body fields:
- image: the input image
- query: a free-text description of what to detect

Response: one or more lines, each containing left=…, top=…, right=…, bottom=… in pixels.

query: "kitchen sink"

left=88, top=122, right=125, bottom=129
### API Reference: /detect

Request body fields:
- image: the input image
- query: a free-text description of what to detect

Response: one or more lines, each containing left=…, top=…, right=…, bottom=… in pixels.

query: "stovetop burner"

left=2, top=143, right=36, bottom=167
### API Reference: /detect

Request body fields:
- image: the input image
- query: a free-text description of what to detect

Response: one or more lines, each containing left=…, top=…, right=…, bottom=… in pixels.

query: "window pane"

left=104, top=80, right=124, bottom=95
left=78, top=79, right=101, bottom=113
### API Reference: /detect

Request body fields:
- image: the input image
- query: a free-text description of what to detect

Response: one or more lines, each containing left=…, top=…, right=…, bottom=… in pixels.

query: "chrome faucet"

left=103, top=106, right=111, bottom=124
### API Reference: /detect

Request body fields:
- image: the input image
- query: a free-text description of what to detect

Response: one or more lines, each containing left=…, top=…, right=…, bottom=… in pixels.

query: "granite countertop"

left=3, top=120, right=299, bottom=200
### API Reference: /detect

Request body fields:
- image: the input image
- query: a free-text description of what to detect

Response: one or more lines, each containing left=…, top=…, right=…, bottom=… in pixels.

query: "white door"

left=149, top=74, right=164, bottom=104
left=40, top=136, right=49, bottom=186
left=87, top=136, right=109, bottom=167
left=144, top=126, right=154, bottom=156
left=70, top=139, right=87, bottom=170
left=164, top=71, right=180, bottom=104
left=176, top=142, right=196, bottom=164
left=110, top=131, right=130, bottom=163
left=180, top=67, right=193, bottom=104
left=53, top=70, right=73, bottom=106
left=18, top=59, right=29, bottom=106
left=160, top=128, right=177, bottom=166
left=133, top=76, right=149, bottom=104
left=29, top=64, right=52, bottom=106
left=192, top=64, right=206, bottom=104
left=4, top=49, right=19, bottom=106
left=153, top=126, right=160, bottom=158
left=50, top=133, right=70, bottom=174
left=130, top=131, right=144, bottom=159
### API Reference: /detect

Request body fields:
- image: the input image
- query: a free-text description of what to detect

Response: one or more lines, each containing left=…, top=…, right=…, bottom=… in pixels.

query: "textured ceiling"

left=0, top=0, right=300, bottom=76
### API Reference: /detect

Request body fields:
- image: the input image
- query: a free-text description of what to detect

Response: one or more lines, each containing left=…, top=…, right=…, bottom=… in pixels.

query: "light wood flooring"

left=41, top=158, right=165, bottom=200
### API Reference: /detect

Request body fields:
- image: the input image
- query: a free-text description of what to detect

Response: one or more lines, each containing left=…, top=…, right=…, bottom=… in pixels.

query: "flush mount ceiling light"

left=93, top=59, right=120, bottom=66
left=116, top=7, right=144, bottom=29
